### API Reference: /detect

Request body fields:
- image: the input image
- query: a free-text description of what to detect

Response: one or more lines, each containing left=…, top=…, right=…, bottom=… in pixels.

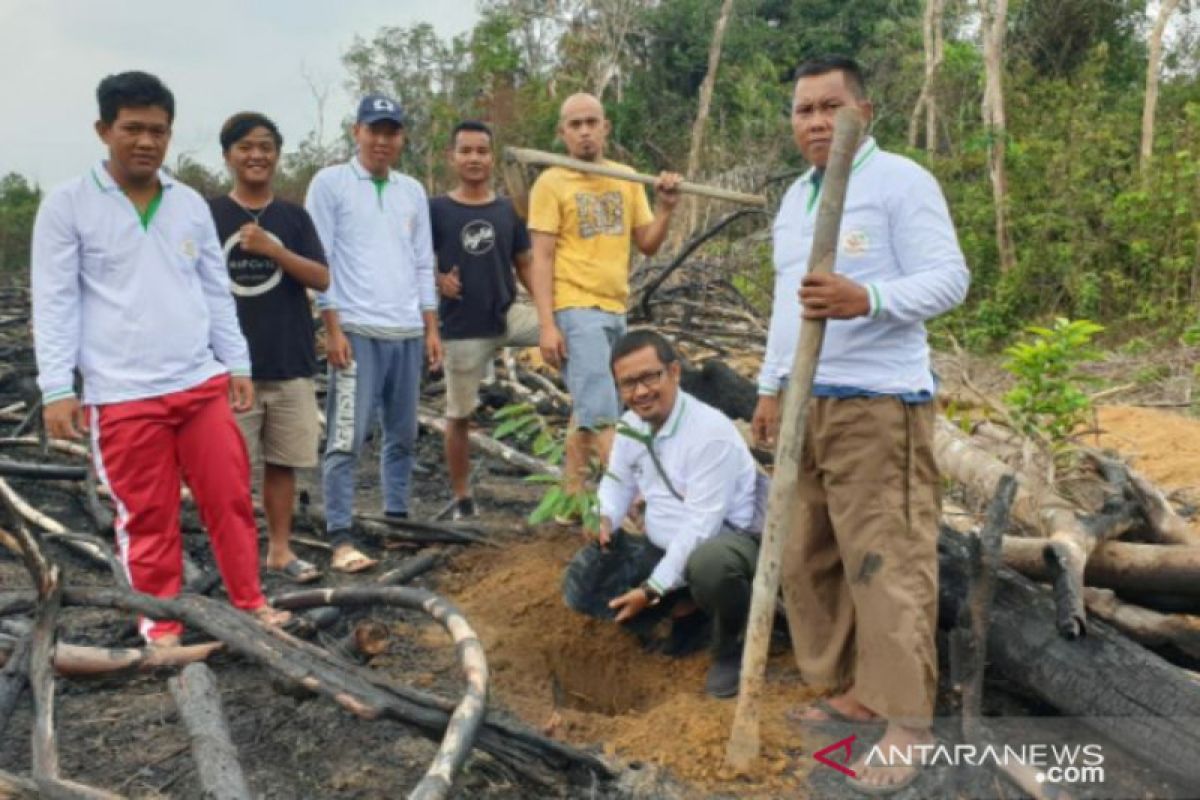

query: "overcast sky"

left=0, top=0, right=479, bottom=188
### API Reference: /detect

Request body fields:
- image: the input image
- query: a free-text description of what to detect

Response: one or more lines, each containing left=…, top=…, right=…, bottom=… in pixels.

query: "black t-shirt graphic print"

left=208, top=196, right=326, bottom=380
left=429, top=195, right=531, bottom=340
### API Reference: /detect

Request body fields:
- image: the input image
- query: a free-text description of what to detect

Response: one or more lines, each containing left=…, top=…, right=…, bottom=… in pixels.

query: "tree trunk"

left=908, top=0, right=946, bottom=151
left=980, top=0, right=1015, bottom=272
left=683, top=0, right=736, bottom=236
left=168, top=663, right=252, bottom=800
left=1140, top=0, right=1182, bottom=172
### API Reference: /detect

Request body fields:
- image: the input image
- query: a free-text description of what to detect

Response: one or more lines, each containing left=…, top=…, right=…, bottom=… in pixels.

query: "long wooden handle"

left=724, top=107, right=864, bottom=771
left=503, top=146, right=767, bottom=208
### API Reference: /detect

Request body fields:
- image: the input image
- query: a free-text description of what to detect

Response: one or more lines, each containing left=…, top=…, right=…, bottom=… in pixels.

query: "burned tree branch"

left=934, top=417, right=1135, bottom=638
left=60, top=586, right=612, bottom=792
left=1002, top=537, right=1200, bottom=596
left=168, top=663, right=252, bottom=800
left=951, top=475, right=1016, bottom=736
left=0, top=460, right=87, bottom=481
left=418, top=413, right=560, bottom=478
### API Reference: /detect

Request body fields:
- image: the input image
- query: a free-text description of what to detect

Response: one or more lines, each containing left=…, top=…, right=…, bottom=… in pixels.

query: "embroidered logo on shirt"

left=841, top=229, right=870, bottom=256
left=179, top=238, right=198, bottom=260
left=461, top=220, right=496, bottom=255
left=575, top=191, right=625, bottom=238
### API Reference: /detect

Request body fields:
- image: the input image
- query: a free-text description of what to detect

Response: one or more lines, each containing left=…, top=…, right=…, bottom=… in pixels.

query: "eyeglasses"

left=616, top=368, right=667, bottom=394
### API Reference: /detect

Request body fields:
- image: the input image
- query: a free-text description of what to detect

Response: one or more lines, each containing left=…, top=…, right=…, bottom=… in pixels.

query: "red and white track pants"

left=90, top=374, right=264, bottom=641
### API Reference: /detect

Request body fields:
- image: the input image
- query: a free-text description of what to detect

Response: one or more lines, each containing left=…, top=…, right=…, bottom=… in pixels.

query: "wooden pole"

left=724, top=106, right=864, bottom=770
left=503, top=147, right=767, bottom=208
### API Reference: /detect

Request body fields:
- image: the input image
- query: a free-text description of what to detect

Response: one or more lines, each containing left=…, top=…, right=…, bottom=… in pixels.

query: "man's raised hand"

left=437, top=266, right=463, bottom=299
left=654, top=171, right=684, bottom=212
left=238, top=223, right=281, bottom=259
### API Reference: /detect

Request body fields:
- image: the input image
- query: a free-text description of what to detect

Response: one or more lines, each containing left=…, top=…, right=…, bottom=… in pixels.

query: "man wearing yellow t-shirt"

left=528, top=93, right=681, bottom=498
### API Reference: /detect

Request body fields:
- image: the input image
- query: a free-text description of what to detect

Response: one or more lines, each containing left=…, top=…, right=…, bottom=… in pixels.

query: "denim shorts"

left=554, top=307, right=626, bottom=429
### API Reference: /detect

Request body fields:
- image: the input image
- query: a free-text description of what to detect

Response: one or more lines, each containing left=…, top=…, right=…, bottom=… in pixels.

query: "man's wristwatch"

left=639, top=581, right=663, bottom=607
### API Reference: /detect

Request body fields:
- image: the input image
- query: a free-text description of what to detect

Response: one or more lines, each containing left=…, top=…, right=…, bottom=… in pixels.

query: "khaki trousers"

left=780, top=396, right=940, bottom=725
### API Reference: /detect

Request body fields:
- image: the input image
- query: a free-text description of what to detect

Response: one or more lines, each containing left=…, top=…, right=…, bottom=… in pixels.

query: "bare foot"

left=791, top=692, right=881, bottom=724
left=265, top=545, right=301, bottom=571
left=148, top=633, right=182, bottom=649
left=847, top=722, right=934, bottom=795
left=251, top=604, right=292, bottom=628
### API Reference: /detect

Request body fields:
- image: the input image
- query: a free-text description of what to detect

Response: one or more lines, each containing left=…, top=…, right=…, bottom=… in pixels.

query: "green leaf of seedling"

left=493, top=402, right=535, bottom=420
left=493, top=418, right=524, bottom=439
left=528, top=486, right=564, bottom=525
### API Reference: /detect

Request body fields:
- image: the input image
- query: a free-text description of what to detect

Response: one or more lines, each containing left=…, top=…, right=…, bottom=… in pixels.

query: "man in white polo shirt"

left=752, top=56, right=968, bottom=793
left=563, top=329, right=763, bottom=698
left=31, top=71, right=289, bottom=645
left=306, top=94, right=442, bottom=573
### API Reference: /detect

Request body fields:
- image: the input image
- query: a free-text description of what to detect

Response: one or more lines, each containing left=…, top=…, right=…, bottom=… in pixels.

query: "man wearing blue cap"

left=305, top=94, right=442, bottom=572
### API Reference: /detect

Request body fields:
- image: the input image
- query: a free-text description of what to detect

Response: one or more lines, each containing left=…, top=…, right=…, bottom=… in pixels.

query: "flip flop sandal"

left=844, top=762, right=925, bottom=796
left=786, top=698, right=884, bottom=728
left=269, top=558, right=321, bottom=584
left=331, top=548, right=378, bottom=574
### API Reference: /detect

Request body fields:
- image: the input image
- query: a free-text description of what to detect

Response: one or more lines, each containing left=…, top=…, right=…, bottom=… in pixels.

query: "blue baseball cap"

left=356, top=94, right=405, bottom=127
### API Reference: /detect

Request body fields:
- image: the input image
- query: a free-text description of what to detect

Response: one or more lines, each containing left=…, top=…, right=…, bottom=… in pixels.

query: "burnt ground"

left=4, top=391, right=1195, bottom=799
left=0, top=423, right=586, bottom=799
left=2, top=266, right=1200, bottom=798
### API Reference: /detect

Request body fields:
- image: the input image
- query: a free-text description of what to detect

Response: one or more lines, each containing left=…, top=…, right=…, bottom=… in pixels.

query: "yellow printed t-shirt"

left=527, top=162, right=654, bottom=313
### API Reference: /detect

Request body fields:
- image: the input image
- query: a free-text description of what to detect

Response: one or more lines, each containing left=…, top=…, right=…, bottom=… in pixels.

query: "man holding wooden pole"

left=751, top=56, right=968, bottom=792
left=527, top=93, right=682, bottom=506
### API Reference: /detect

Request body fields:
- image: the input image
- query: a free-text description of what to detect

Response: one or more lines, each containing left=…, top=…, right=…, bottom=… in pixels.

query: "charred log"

left=168, top=663, right=252, bottom=800
left=939, top=527, right=1200, bottom=786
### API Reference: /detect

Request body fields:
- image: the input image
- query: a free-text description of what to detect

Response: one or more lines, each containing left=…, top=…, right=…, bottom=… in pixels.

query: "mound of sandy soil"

left=442, top=533, right=819, bottom=797
left=1094, top=405, right=1200, bottom=497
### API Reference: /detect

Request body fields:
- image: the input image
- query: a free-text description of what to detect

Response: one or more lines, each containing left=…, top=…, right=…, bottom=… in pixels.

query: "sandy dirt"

left=1093, top=405, right=1200, bottom=493
left=443, top=533, right=819, bottom=798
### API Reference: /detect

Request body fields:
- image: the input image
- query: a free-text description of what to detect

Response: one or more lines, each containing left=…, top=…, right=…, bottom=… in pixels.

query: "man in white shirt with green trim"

left=305, top=94, right=443, bottom=574
left=32, top=70, right=288, bottom=645
left=564, top=329, right=763, bottom=698
left=754, top=56, right=968, bottom=794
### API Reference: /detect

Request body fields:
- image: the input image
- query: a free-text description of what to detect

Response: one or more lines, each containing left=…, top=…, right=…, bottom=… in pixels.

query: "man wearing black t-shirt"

left=209, top=112, right=330, bottom=583
left=431, top=121, right=537, bottom=519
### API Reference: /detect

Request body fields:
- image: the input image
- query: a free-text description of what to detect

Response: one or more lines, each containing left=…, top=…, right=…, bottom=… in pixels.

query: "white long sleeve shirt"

left=31, top=162, right=249, bottom=405
left=597, top=391, right=759, bottom=594
left=758, top=138, right=969, bottom=396
left=305, top=159, right=437, bottom=331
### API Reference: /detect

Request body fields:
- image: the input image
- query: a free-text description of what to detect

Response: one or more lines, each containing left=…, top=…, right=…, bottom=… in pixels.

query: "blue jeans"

left=322, top=333, right=422, bottom=546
